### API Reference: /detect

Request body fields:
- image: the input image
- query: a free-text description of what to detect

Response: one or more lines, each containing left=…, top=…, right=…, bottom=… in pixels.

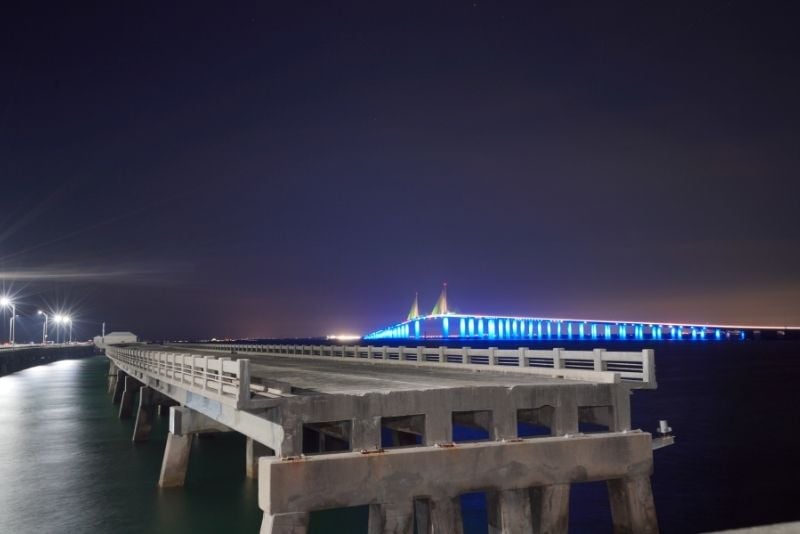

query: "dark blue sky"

left=1, top=1, right=798, bottom=340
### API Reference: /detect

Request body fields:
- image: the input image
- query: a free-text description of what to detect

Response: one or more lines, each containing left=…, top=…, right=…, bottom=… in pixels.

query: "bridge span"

left=105, top=341, right=670, bottom=533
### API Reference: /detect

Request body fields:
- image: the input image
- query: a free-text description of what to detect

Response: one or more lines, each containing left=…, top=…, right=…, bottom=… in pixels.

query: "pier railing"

left=106, top=345, right=252, bottom=408
left=174, top=343, right=656, bottom=389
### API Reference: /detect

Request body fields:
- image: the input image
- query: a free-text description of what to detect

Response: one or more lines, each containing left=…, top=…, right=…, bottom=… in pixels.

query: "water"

left=0, top=341, right=798, bottom=533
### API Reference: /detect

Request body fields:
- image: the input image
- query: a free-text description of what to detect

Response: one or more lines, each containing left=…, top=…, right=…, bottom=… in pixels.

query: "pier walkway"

left=105, top=342, right=668, bottom=534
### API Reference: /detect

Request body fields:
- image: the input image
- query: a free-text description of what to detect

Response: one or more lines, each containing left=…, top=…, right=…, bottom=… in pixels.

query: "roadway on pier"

left=157, top=344, right=588, bottom=395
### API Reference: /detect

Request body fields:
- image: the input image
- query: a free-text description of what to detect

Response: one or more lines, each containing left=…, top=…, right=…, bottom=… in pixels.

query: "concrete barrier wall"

left=0, top=344, right=95, bottom=376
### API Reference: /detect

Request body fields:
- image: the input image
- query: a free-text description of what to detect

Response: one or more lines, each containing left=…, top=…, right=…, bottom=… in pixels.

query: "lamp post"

left=66, top=316, right=72, bottom=343
left=54, top=314, right=64, bottom=344
left=38, top=311, right=48, bottom=345
left=0, top=297, right=15, bottom=345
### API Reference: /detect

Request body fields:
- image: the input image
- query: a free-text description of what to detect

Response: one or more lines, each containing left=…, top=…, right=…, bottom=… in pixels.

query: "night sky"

left=1, top=2, right=799, bottom=341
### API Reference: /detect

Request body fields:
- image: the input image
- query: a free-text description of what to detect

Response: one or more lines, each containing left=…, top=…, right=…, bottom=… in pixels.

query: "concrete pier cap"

left=169, top=406, right=233, bottom=436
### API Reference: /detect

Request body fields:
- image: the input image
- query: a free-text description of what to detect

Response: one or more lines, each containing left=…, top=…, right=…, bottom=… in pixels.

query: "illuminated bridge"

left=364, top=285, right=799, bottom=341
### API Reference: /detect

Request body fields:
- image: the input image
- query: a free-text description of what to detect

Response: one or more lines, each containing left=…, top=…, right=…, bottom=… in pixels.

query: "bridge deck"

left=161, top=345, right=586, bottom=395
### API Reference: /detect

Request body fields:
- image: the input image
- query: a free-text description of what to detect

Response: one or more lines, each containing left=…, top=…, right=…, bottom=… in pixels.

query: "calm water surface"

left=0, top=341, right=798, bottom=533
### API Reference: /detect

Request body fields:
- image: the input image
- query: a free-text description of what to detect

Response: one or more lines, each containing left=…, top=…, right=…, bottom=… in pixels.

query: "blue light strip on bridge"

left=363, top=313, right=757, bottom=341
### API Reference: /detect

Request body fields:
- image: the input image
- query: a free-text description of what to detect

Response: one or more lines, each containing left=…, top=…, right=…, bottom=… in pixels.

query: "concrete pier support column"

left=111, top=370, right=126, bottom=403
left=367, top=501, right=414, bottom=534
left=487, top=488, right=533, bottom=534
left=246, top=437, right=274, bottom=479
left=607, top=476, right=659, bottom=534
left=259, top=512, right=309, bottom=534
left=351, top=416, right=381, bottom=451
left=530, top=484, right=570, bottom=534
left=424, top=408, right=452, bottom=445
left=132, top=386, right=157, bottom=442
left=158, top=432, right=193, bottom=487
left=118, top=376, right=138, bottom=419
left=492, top=409, right=517, bottom=441
left=611, top=386, right=632, bottom=432
left=429, top=496, right=464, bottom=534
left=107, top=361, right=118, bottom=394
left=553, top=395, right=579, bottom=435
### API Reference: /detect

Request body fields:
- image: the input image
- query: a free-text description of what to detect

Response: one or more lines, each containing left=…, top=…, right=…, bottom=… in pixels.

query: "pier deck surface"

left=158, top=344, right=587, bottom=395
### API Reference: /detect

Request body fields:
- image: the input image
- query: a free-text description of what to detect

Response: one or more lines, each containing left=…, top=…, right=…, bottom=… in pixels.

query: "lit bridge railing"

left=173, top=343, right=656, bottom=389
left=106, top=345, right=252, bottom=409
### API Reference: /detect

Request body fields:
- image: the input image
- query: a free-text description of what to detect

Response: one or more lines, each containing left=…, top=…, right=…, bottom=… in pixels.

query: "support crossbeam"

left=259, top=432, right=654, bottom=516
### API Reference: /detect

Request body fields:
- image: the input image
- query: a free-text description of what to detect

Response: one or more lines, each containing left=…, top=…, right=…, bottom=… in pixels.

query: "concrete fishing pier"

left=105, top=342, right=671, bottom=533
left=0, top=343, right=95, bottom=376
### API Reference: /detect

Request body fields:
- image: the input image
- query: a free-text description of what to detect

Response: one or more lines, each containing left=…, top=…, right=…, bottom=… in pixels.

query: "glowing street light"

left=54, top=314, right=73, bottom=344
left=53, top=314, right=67, bottom=343
left=54, top=314, right=63, bottom=343
left=38, top=311, right=48, bottom=345
left=1, top=297, right=15, bottom=345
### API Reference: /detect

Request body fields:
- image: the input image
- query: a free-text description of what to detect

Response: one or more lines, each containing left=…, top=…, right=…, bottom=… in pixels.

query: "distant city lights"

left=326, top=334, right=361, bottom=341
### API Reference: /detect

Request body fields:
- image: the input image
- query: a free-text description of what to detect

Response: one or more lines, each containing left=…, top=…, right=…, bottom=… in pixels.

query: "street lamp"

left=65, top=316, right=72, bottom=343
left=54, top=314, right=64, bottom=344
left=1, top=297, right=15, bottom=345
left=38, top=311, right=48, bottom=345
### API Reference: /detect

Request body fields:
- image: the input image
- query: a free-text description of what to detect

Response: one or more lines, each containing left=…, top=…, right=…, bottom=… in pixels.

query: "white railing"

left=106, top=345, right=252, bottom=408
left=175, top=343, right=656, bottom=389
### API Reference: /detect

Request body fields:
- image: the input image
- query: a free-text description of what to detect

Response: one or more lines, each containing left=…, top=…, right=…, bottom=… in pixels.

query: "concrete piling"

left=429, top=496, right=464, bottom=534
left=530, top=484, right=570, bottom=534
left=158, top=433, right=193, bottom=488
left=107, top=361, right=118, bottom=394
left=118, top=376, right=138, bottom=419
left=246, top=437, right=274, bottom=479
left=608, top=475, right=659, bottom=534
left=132, top=386, right=157, bottom=442
left=111, top=370, right=126, bottom=404
left=488, top=488, right=534, bottom=534
left=260, top=512, right=309, bottom=534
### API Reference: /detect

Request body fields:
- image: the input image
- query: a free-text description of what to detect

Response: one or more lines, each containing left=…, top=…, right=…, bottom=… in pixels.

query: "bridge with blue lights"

left=364, top=285, right=798, bottom=341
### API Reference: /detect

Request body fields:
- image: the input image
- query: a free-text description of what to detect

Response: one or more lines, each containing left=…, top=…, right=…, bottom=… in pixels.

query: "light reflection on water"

left=0, top=356, right=261, bottom=534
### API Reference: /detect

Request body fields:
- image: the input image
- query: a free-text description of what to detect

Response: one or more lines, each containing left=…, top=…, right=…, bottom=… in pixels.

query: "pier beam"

left=260, top=512, right=309, bottom=534
left=367, top=501, right=414, bottom=534
left=530, top=484, right=570, bottom=534
left=246, top=437, right=274, bottom=479
left=132, top=386, right=158, bottom=442
left=158, top=432, right=193, bottom=488
left=171, top=405, right=232, bottom=435
left=488, top=488, right=533, bottom=534
left=111, top=370, right=126, bottom=404
left=118, top=375, right=138, bottom=419
left=607, top=475, right=659, bottom=534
